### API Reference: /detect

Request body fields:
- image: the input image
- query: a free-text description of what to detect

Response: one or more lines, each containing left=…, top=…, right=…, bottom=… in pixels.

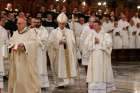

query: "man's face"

left=47, top=15, right=52, bottom=21
left=59, top=22, right=66, bottom=30
left=93, top=22, right=101, bottom=32
left=73, top=8, right=78, bottom=13
left=1, top=11, right=8, bottom=19
left=17, top=18, right=26, bottom=31
left=36, top=13, right=42, bottom=19
left=110, top=11, right=114, bottom=16
left=26, top=13, right=30, bottom=18
left=35, top=19, right=41, bottom=28
left=0, top=18, right=6, bottom=26
left=30, top=18, right=37, bottom=28
left=121, top=15, right=126, bottom=21
left=79, top=18, right=85, bottom=24
left=135, top=13, right=139, bottom=17
left=61, top=6, right=67, bottom=13
left=50, top=5, right=54, bottom=9
left=7, top=3, right=12, bottom=9
left=40, top=6, right=45, bottom=12
left=89, top=21, right=94, bottom=29
left=18, top=12, right=25, bottom=18
left=8, top=13, right=15, bottom=20
left=105, top=17, right=110, bottom=22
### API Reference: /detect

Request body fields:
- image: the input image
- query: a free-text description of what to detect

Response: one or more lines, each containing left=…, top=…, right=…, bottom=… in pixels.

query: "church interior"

left=0, top=0, right=140, bottom=93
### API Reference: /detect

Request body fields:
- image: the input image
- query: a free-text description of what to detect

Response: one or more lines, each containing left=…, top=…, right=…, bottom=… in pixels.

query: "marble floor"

left=3, top=64, right=140, bottom=93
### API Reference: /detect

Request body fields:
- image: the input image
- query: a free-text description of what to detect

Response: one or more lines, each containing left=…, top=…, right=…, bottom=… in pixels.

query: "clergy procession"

left=0, top=1, right=140, bottom=93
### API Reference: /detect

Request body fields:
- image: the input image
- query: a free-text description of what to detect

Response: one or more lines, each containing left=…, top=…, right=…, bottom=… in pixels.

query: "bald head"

left=7, top=3, right=12, bottom=10
left=17, top=17, right=26, bottom=31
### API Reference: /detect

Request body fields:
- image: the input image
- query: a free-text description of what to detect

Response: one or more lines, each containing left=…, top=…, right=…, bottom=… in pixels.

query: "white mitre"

left=57, top=12, right=68, bottom=23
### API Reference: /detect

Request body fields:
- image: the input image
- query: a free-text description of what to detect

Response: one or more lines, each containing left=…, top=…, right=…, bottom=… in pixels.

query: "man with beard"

left=29, top=18, right=49, bottom=90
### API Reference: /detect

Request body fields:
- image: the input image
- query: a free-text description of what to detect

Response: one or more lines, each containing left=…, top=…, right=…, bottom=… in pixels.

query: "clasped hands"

left=59, top=39, right=66, bottom=45
left=95, top=37, right=100, bottom=44
left=12, top=43, right=25, bottom=51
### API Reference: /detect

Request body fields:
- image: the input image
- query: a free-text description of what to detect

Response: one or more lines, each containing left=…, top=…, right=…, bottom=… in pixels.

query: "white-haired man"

left=8, top=17, right=41, bottom=93
left=48, top=13, right=78, bottom=88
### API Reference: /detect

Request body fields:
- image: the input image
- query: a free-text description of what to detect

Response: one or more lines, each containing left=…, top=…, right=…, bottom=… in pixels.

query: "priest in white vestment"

left=86, top=20, right=116, bottom=93
left=29, top=18, right=37, bottom=29
left=78, top=16, right=86, bottom=61
left=131, top=12, right=140, bottom=26
left=128, top=20, right=137, bottom=48
left=46, top=26, right=54, bottom=35
left=118, top=15, right=129, bottom=30
left=80, top=17, right=95, bottom=67
left=68, top=17, right=82, bottom=60
left=136, top=23, right=140, bottom=48
left=0, top=17, right=9, bottom=92
left=29, top=18, right=49, bottom=88
left=120, top=28, right=129, bottom=49
left=44, top=14, right=56, bottom=35
left=48, top=13, right=78, bottom=87
left=112, top=22, right=123, bottom=49
left=102, top=17, right=114, bottom=33
left=8, top=17, right=41, bottom=93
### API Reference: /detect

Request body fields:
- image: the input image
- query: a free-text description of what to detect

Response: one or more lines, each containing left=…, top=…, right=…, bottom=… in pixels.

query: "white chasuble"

left=8, top=30, right=41, bottom=93
left=86, top=30, right=116, bottom=93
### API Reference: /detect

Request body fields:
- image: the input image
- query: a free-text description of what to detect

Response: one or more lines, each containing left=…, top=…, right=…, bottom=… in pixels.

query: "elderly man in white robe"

left=8, top=17, right=41, bottom=93
left=86, top=20, right=116, bottom=93
left=48, top=13, right=78, bottom=87
left=0, top=16, right=9, bottom=93
left=29, top=18, right=49, bottom=89
left=136, top=23, right=140, bottom=48
left=112, top=21, right=123, bottom=49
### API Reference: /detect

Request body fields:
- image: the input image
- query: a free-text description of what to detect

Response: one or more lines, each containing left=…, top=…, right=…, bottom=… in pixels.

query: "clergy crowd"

left=0, top=2, right=139, bottom=93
